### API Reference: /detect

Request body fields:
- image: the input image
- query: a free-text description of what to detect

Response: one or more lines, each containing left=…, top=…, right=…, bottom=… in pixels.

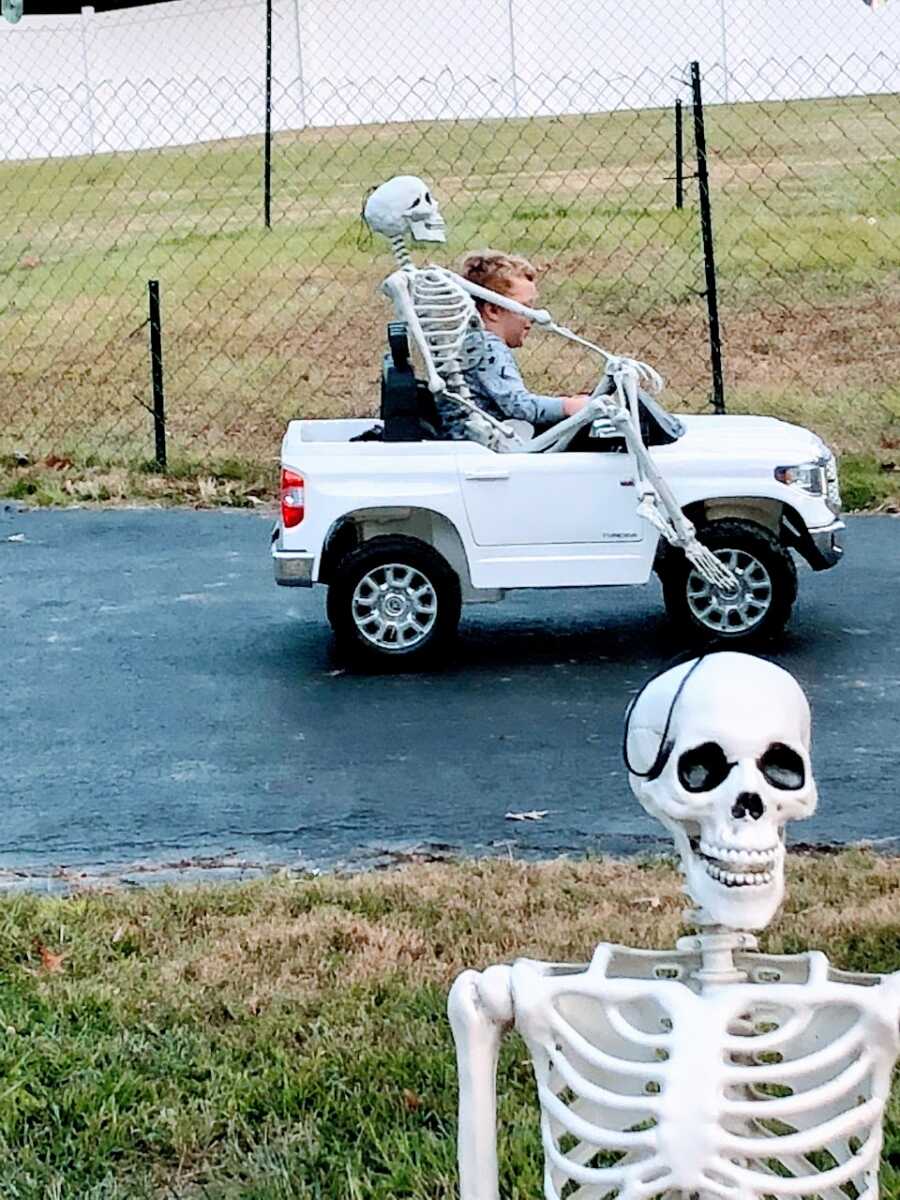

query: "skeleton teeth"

left=702, top=861, right=774, bottom=887
left=698, top=841, right=779, bottom=876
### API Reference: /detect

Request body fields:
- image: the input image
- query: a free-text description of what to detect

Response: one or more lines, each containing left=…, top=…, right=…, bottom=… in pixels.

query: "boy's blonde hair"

left=461, top=250, right=536, bottom=309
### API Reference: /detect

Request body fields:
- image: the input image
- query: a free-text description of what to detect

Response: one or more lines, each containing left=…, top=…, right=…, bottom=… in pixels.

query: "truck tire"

left=661, top=519, right=797, bottom=644
left=326, top=535, right=462, bottom=668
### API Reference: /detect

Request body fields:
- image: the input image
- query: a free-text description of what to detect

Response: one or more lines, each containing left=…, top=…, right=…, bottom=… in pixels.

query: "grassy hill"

left=1, top=93, right=898, bottom=505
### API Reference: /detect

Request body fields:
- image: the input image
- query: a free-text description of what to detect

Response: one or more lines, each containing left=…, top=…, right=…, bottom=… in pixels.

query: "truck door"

left=459, top=450, right=647, bottom=548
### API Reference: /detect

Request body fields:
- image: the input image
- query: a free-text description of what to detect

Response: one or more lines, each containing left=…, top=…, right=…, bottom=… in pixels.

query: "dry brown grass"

left=140, top=853, right=900, bottom=1015
left=3, top=851, right=897, bottom=1197
left=14, top=264, right=895, bottom=478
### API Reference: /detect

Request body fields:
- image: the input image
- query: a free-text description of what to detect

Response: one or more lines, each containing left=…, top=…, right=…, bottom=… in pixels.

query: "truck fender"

left=318, top=507, right=500, bottom=603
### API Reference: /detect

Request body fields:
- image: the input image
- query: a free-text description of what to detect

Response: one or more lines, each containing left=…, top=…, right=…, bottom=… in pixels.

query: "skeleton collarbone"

left=494, top=943, right=899, bottom=1200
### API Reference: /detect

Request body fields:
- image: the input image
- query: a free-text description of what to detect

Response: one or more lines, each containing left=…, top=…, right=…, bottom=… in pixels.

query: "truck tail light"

left=280, top=468, right=305, bottom=528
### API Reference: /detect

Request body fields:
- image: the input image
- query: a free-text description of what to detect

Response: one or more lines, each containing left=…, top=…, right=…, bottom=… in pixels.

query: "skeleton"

left=363, top=175, right=735, bottom=592
left=448, top=651, right=900, bottom=1200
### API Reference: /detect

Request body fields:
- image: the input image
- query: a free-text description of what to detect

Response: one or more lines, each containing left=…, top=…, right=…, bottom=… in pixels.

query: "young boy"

left=444, top=250, right=588, bottom=439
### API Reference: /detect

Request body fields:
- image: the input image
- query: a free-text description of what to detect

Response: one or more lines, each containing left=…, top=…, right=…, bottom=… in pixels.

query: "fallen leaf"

left=18, top=255, right=41, bottom=269
left=35, top=941, right=66, bottom=973
left=631, top=895, right=662, bottom=909
left=111, top=925, right=126, bottom=944
left=402, top=1089, right=422, bottom=1111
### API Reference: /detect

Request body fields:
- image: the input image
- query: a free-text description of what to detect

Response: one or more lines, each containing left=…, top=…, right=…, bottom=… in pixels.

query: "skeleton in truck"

left=362, top=173, right=736, bottom=592
left=448, top=651, right=900, bottom=1200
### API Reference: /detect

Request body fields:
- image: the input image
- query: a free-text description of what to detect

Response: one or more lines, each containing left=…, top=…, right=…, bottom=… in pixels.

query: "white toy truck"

left=273, top=328, right=843, bottom=667
left=272, top=175, right=844, bottom=667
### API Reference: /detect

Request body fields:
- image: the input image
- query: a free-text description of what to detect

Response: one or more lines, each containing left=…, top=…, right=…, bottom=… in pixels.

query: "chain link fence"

left=1, top=0, right=898, bottom=493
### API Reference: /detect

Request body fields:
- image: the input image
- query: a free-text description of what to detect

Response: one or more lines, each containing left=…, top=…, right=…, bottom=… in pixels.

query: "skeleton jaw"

left=409, top=214, right=447, bottom=242
left=661, top=821, right=785, bottom=929
left=691, top=838, right=782, bottom=888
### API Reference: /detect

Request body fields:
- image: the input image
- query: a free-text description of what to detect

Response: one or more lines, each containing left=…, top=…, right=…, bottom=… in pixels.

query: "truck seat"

left=379, top=322, right=445, bottom=442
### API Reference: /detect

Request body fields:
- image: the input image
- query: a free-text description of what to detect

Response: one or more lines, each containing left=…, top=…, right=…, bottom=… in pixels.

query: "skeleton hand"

left=465, top=410, right=522, bottom=451
left=606, top=355, right=664, bottom=395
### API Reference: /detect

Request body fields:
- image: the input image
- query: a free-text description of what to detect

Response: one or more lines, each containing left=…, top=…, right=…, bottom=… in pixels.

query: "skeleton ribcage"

left=511, top=949, right=896, bottom=1200
left=410, top=268, right=478, bottom=395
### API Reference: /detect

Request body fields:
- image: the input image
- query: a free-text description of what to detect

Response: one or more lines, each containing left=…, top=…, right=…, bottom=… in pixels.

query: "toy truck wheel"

left=661, top=519, right=798, bottom=643
left=326, top=535, right=462, bottom=667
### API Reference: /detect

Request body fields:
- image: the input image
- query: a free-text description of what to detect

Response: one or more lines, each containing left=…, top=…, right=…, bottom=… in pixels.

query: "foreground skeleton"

left=448, top=653, right=900, bottom=1200
left=363, top=174, right=736, bottom=592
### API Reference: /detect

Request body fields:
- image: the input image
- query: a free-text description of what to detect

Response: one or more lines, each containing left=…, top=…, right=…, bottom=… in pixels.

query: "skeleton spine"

left=389, top=233, right=413, bottom=268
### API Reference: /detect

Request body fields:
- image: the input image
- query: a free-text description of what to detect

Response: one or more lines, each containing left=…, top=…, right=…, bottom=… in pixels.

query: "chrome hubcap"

left=686, top=548, right=773, bottom=633
left=352, top=562, right=438, bottom=651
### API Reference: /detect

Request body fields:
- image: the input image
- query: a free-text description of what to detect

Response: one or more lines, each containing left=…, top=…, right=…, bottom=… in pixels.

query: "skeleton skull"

left=625, top=652, right=817, bottom=930
left=364, top=175, right=447, bottom=243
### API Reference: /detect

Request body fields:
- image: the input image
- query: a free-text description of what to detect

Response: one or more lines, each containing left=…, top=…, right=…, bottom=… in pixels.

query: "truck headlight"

left=774, top=461, right=826, bottom=496
left=774, top=448, right=841, bottom=513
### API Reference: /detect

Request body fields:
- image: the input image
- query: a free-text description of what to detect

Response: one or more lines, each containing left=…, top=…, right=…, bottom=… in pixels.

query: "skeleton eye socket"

left=758, top=743, right=805, bottom=790
left=677, top=742, right=734, bottom=793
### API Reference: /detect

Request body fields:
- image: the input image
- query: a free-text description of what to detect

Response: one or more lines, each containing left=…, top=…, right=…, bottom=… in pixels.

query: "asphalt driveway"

left=2, top=506, right=898, bottom=886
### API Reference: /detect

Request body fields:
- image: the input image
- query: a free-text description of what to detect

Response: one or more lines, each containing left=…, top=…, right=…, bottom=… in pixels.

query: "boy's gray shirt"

left=437, top=331, right=566, bottom=438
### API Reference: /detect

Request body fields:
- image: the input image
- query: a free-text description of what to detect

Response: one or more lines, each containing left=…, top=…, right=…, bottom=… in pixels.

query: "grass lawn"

left=0, top=852, right=897, bottom=1198
left=1, top=92, right=898, bottom=507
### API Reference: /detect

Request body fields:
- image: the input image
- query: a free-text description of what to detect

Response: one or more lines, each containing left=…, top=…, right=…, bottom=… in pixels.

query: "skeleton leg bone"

left=608, top=364, right=738, bottom=592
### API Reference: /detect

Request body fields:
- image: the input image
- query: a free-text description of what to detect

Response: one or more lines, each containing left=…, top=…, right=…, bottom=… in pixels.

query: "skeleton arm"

left=606, top=362, right=704, bottom=543
left=451, top=267, right=737, bottom=586
left=382, top=268, right=452, bottom=397
left=449, top=270, right=662, bottom=389
left=598, top=361, right=738, bottom=590
left=449, top=270, right=554, bottom=329
left=447, top=965, right=514, bottom=1200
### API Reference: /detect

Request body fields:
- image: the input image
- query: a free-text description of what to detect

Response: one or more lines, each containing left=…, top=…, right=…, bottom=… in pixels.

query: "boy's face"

left=483, top=275, right=537, bottom=348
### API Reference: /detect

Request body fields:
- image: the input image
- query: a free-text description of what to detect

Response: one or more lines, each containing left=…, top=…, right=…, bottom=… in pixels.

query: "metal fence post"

left=718, top=0, right=730, bottom=103
left=293, top=0, right=307, bottom=128
left=674, top=98, right=684, bottom=209
left=79, top=6, right=96, bottom=156
left=507, top=0, right=520, bottom=118
left=690, top=61, right=726, bottom=415
left=147, top=280, right=167, bottom=470
left=264, top=0, right=273, bottom=228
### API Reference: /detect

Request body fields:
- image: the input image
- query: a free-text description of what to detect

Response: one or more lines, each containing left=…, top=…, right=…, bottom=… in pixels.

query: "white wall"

left=1, top=0, right=898, bottom=160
